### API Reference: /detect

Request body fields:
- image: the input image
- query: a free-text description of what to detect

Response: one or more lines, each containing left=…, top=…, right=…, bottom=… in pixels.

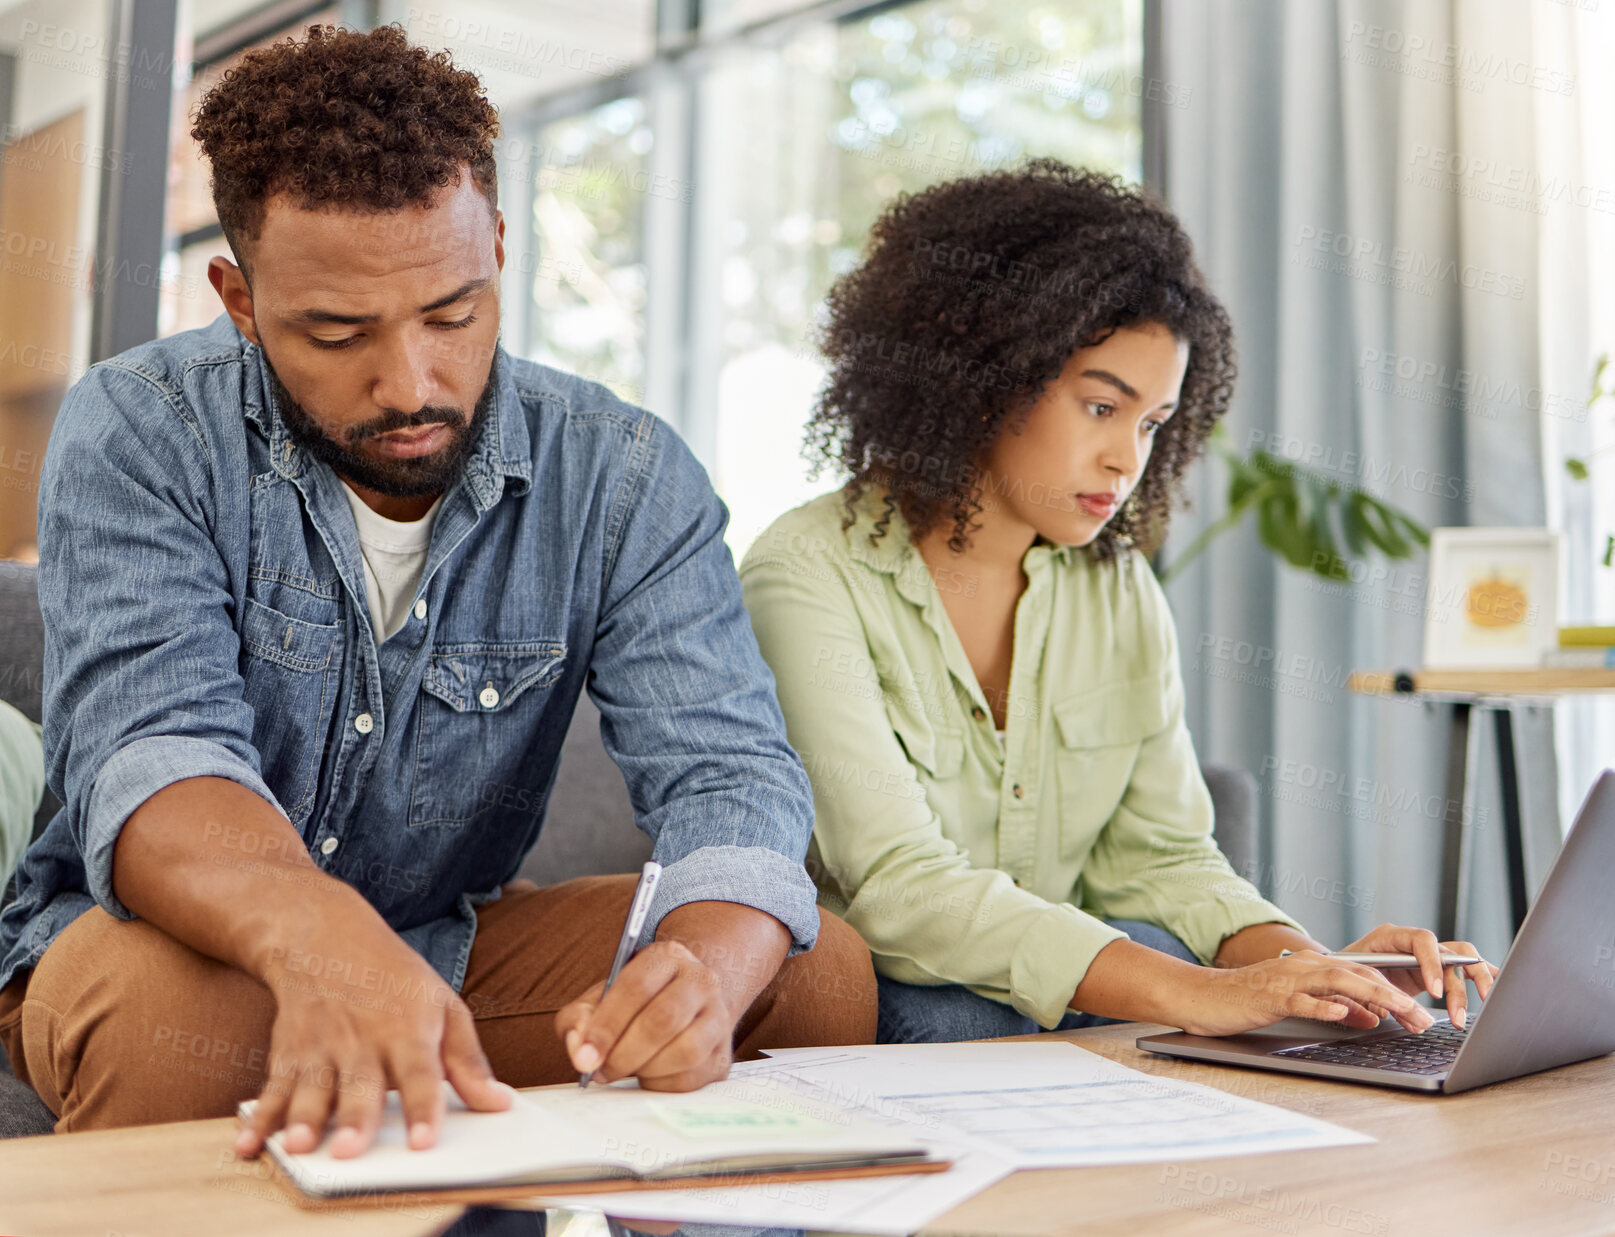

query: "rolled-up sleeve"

left=83, top=736, right=280, bottom=920
left=588, top=415, right=820, bottom=954
left=39, top=362, right=287, bottom=922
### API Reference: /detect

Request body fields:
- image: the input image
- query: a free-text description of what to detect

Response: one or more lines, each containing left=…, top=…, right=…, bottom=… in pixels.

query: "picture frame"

left=1422, top=527, right=1563, bottom=669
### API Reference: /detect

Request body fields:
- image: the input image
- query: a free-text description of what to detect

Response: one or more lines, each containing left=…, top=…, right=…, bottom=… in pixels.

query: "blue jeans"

left=876, top=919, right=1200, bottom=1044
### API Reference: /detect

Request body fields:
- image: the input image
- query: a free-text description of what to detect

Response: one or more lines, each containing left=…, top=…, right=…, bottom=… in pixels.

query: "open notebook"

left=237, top=1074, right=942, bottom=1199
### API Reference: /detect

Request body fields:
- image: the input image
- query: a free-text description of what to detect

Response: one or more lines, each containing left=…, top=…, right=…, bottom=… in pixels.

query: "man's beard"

left=261, top=343, right=498, bottom=499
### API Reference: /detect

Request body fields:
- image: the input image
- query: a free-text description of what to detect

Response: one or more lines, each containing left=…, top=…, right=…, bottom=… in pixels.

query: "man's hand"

left=233, top=906, right=514, bottom=1160
left=109, top=776, right=513, bottom=1161
left=555, top=900, right=790, bottom=1092
left=556, top=939, right=736, bottom=1090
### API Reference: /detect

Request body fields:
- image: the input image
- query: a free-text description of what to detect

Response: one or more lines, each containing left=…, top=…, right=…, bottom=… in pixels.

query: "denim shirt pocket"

left=238, top=596, right=340, bottom=826
left=1052, top=677, right=1165, bottom=861
left=408, top=639, right=568, bottom=827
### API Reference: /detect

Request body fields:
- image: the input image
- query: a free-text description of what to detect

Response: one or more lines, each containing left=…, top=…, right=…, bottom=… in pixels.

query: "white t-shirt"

left=339, top=480, right=444, bottom=643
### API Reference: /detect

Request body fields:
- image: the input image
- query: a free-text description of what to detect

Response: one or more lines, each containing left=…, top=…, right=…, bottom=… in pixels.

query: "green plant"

left=1564, top=352, right=1613, bottom=568
left=1157, top=425, right=1430, bottom=586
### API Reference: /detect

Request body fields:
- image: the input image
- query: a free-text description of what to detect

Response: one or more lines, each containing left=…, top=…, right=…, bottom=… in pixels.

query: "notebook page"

left=239, top=1084, right=608, bottom=1197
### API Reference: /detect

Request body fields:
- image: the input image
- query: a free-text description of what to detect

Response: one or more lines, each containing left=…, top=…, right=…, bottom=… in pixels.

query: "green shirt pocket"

left=1052, top=676, right=1167, bottom=861
left=883, top=697, right=965, bottom=782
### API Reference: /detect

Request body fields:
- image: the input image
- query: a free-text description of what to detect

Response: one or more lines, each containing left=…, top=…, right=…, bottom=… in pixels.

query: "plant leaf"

left=1256, top=484, right=1315, bottom=568
left=1347, top=491, right=1422, bottom=559
left=1341, top=492, right=1371, bottom=557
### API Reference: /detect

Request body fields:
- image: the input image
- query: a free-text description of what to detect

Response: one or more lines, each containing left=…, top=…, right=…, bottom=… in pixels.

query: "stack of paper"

left=537, top=1041, right=1372, bottom=1232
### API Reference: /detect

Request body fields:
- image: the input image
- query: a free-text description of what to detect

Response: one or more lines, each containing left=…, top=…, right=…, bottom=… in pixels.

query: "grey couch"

left=0, top=559, right=1257, bottom=1139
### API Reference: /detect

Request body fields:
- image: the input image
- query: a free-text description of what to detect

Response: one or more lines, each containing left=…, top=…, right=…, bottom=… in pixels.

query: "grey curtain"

left=1156, top=0, right=1572, bottom=963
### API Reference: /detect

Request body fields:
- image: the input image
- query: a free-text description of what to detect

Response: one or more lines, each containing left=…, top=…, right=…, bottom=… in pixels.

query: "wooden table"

left=1348, top=668, right=1615, bottom=942
left=4, top=1020, right=1614, bottom=1237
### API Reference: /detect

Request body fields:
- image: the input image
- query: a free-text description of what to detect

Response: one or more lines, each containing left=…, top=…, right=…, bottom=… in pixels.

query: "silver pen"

left=578, top=860, right=662, bottom=1088
left=1278, top=949, right=1480, bottom=968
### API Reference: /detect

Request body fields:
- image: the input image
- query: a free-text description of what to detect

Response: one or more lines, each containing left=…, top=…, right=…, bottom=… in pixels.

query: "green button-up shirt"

left=739, top=487, right=1302, bottom=1029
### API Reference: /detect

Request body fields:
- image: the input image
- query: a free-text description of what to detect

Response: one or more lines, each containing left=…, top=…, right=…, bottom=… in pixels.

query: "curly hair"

left=191, top=23, right=500, bottom=272
left=808, top=159, right=1236, bottom=559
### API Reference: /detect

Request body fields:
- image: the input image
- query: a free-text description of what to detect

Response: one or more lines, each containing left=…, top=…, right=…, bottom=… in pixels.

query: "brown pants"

left=0, top=875, right=876, bottom=1133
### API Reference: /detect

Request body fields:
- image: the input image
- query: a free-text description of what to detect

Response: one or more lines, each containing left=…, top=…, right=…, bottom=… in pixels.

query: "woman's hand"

left=1173, top=950, right=1438, bottom=1037
left=1338, top=923, right=1500, bottom=1028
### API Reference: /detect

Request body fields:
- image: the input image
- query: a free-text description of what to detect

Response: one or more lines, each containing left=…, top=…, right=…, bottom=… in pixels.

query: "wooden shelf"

left=1348, top=668, right=1615, bottom=696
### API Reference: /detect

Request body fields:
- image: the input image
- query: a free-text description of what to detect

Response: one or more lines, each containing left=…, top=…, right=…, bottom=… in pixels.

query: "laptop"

left=1137, top=768, right=1615, bottom=1094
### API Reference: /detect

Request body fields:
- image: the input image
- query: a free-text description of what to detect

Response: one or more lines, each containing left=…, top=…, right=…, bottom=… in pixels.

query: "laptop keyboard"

left=1273, top=1015, right=1478, bottom=1076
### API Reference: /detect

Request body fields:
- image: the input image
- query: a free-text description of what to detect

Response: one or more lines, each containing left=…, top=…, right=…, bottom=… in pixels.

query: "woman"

left=739, top=161, right=1497, bottom=1044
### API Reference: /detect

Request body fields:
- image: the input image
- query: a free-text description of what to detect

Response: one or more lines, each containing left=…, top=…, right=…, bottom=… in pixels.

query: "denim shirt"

left=0, top=314, right=819, bottom=994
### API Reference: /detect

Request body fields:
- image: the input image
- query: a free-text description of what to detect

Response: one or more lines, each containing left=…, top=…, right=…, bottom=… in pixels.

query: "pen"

left=1278, top=949, right=1480, bottom=968
left=578, top=859, right=662, bottom=1088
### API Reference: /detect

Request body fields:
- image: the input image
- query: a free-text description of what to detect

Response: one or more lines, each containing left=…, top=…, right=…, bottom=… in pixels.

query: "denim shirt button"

left=478, top=685, right=500, bottom=709
left=354, top=712, right=374, bottom=734
left=319, top=836, right=339, bottom=855
left=413, top=598, right=428, bottom=621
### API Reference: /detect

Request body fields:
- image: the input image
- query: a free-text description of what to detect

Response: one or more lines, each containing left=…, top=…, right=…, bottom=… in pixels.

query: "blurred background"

left=0, top=0, right=1609, bottom=960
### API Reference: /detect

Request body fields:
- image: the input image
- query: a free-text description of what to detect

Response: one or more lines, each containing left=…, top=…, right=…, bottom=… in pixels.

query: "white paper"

left=535, top=1055, right=1011, bottom=1233
left=536, top=1040, right=1371, bottom=1232
left=752, top=1042, right=1374, bottom=1168
left=535, top=1148, right=1012, bottom=1235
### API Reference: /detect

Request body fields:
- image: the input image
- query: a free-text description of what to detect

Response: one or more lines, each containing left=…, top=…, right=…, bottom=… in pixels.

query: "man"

left=0, top=24, right=874, bottom=1157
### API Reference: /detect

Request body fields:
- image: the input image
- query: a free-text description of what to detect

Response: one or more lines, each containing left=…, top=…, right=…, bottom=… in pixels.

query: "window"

left=0, top=0, right=120, bottom=559
left=397, top=0, right=655, bottom=112
left=153, top=0, right=1144, bottom=565
left=519, top=97, right=653, bottom=405
left=692, top=0, right=1143, bottom=555
left=159, top=4, right=345, bottom=339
